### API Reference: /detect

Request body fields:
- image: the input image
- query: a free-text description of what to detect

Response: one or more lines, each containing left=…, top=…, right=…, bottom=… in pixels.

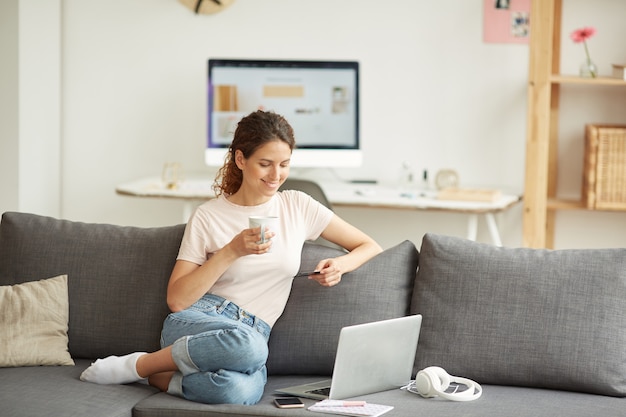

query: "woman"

left=80, top=110, right=382, bottom=404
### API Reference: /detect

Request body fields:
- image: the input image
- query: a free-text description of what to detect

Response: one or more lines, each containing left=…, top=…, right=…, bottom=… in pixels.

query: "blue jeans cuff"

left=167, top=371, right=184, bottom=398
left=171, top=335, right=199, bottom=376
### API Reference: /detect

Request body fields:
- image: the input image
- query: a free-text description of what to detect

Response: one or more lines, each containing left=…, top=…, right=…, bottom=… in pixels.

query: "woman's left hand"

left=309, top=258, right=343, bottom=287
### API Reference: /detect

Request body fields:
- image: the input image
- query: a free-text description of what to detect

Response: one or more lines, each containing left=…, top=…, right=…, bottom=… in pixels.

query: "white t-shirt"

left=177, top=190, right=334, bottom=327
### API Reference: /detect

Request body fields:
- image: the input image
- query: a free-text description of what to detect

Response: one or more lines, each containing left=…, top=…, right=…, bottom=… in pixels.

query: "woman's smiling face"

left=235, top=139, right=292, bottom=202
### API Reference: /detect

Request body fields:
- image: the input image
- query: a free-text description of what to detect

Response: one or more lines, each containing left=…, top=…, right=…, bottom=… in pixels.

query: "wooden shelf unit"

left=523, top=0, right=626, bottom=248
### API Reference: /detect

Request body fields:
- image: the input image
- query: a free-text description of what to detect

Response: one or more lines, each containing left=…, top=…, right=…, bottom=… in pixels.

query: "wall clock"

left=178, top=0, right=235, bottom=15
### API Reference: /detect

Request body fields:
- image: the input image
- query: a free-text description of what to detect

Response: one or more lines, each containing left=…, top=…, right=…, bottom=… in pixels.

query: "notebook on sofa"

left=275, top=315, right=422, bottom=400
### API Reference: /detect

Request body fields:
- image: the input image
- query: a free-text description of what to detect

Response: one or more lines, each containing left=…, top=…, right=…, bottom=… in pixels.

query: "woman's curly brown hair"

left=213, top=110, right=296, bottom=196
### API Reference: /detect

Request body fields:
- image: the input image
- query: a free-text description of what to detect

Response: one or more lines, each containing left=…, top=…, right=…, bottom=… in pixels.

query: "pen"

left=315, top=400, right=366, bottom=407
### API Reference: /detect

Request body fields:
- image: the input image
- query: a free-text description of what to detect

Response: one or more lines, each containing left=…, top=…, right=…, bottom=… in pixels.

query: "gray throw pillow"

left=411, top=233, right=626, bottom=397
left=0, top=212, right=185, bottom=359
left=267, top=240, right=419, bottom=375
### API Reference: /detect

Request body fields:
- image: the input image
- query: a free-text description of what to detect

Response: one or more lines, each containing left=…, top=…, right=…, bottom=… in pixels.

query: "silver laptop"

left=275, top=315, right=422, bottom=400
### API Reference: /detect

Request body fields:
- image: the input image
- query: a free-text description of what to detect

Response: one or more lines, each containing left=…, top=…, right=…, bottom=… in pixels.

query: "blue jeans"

left=160, top=294, right=271, bottom=405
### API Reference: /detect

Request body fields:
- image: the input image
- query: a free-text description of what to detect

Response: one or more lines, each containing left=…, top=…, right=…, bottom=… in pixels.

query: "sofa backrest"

left=0, top=212, right=421, bottom=372
left=267, top=240, right=419, bottom=376
left=411, top=233, right=626, bottom=397
left=0, top=212, right=185, bottom=359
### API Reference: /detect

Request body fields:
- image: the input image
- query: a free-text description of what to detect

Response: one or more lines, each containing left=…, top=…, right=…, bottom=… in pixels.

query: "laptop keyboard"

left=306, top=387, right=330, bottom=396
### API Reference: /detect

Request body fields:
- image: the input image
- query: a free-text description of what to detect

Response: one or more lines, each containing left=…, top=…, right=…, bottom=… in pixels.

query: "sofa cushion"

left=267, top=240, right=419, bottom=375
left=411, top=233, right=626, bottom=397
left=0, top=274, right=74, bottom=367
left=0, top=212, right=185, bottom=359
left=0, top=359, right=158, bottom=417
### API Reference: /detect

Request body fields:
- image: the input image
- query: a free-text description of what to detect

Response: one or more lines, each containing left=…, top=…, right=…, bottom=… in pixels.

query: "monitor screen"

left=206, top=59, right=361, bottom=167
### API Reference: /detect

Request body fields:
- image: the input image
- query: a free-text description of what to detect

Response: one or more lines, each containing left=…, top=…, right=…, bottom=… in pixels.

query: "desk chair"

left=279, top=179, right=333, bottom=210
left=279, top=179, right=343, bottom=250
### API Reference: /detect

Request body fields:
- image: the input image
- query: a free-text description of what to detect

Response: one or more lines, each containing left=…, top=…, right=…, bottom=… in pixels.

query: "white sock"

left=80, top=352, right=147, bottom=385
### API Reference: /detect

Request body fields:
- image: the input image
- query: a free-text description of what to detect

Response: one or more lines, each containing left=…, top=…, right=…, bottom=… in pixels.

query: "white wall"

left=4, top=0, right=626, bottom=249
left=19, top=0, right=62, bottom=216
left=0, top=0, right=61, bottom=217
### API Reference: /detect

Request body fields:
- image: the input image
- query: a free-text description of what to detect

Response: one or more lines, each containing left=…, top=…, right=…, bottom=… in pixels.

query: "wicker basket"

left=582, top=124, right=626, bottom=210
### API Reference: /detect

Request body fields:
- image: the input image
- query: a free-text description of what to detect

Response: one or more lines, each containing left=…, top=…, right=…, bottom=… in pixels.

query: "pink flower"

left=570, top=26, right=597, bottom=78
left=570, top=27, right=596, bottom=43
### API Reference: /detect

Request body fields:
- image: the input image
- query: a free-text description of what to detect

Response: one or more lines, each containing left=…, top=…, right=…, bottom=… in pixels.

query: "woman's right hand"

left=228, top=227, right=275, bottom=257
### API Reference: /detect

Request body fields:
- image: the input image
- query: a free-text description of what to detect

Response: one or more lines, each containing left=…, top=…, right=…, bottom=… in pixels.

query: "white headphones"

left=403, top=366, right=482, bottom=402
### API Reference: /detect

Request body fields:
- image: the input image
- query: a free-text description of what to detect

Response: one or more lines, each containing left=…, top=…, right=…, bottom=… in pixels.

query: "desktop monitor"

left=206, top=58, right=362, bottom=167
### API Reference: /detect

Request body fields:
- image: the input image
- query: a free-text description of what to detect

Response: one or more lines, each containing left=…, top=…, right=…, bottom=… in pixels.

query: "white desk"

left=116, top=177, right=521, bottom=246
left=115, top=177, right=215, bottom=222
left=319, top=182, right=520, bottom=246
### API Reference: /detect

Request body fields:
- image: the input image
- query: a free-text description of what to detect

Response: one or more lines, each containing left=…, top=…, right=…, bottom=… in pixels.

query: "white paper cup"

left=249, top=216, right=279, bottom=250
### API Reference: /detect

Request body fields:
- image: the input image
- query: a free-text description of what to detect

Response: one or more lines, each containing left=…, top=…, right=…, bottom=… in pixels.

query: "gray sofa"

left=0, top=211, right=624, bottom=417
